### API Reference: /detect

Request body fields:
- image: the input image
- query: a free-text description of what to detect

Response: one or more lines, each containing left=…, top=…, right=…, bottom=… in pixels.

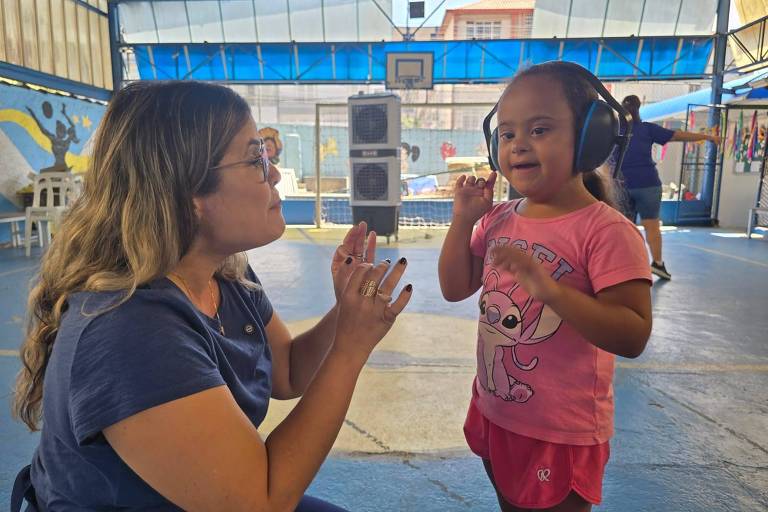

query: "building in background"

left=435, top=0, right=534, bottom=40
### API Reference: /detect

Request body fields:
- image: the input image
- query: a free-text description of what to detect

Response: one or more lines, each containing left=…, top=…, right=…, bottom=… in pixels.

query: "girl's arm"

left=670, top=130, right=721, bottom=145
left=104, top=263, right=412, bottom=512
left=438, top=217, right=484, bottom=301
left=439, top=173, right=497, bottom=302
left=491, top=246, right=651, bottom=358
left=544, top=279, right=651, bottom=358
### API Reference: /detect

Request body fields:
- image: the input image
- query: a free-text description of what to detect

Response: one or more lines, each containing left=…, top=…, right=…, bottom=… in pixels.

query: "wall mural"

left=258, top=127, right=283, bottom=165
left=0, top=81, right=106, bottom=211
left=0, top=81, right=106, bottom=244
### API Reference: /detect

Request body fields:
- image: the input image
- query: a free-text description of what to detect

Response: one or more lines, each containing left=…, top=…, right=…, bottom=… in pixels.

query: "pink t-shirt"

left=469, top=199, right=651, bottom=445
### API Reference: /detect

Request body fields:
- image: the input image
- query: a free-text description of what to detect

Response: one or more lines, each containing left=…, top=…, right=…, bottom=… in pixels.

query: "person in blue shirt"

left=11, top=81, right=412, bottom=512
left=619, top=95, right=721, bottom=280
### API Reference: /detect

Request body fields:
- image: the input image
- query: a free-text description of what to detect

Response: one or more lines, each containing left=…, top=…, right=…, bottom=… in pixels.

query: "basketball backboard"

left=386, top=52, right=433, bottom=90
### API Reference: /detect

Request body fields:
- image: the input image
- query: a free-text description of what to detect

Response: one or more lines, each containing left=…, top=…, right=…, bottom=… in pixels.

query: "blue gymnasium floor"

left=1, top=226, right=767, bottom=511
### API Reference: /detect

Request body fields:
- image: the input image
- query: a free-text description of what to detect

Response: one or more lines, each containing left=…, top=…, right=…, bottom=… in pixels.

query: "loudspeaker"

left=349, top=157, right=401, bottom=206
left=349, top=93, right=401, bottom=150
left=348, top=93, right=402, bottom=239
left=482, top=61, right=632, bottom=177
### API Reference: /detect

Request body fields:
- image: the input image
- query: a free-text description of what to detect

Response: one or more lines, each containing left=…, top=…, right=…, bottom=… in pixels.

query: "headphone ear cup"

left=490, top=127, right=500, bottom=171
left=575, top=100, right=619, bottom=172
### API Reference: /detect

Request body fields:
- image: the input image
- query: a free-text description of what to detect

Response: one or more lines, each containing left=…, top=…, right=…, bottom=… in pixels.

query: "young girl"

left=438, top=62, right=653, bottom=512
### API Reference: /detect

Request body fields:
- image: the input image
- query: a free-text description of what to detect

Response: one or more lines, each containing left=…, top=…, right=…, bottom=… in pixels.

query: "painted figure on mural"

left=26, top=101, right=80, bottom=171
left=258, top=127, right=283, bottom=165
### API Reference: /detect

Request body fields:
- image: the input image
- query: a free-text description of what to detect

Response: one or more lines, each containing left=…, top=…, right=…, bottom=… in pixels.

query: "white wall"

left=717, top=158, right=762, bottom=229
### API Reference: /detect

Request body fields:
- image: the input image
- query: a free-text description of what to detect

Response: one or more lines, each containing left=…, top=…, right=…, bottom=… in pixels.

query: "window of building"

left=510, top=13, right=533, bottom=38
left=466, top=21, right=501, bottom=39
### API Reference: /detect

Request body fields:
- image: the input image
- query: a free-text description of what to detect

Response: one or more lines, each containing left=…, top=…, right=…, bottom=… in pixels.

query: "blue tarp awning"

left=641, top=70, right=768, bottom=121
left=127, top=36, right=714, bottom=83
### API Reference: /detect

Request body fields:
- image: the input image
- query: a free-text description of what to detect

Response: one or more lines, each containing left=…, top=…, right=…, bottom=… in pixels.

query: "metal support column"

left=702, top=0, right=730, bottom=212
left=108, top=1, right=122, bottom=92
left=314, top=104, right=322, bottom=229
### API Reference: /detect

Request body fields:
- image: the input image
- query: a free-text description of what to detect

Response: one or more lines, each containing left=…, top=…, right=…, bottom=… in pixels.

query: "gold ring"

left=359, top=280, right=378, bottom=297
left=376, top=291, right=392, bottom=303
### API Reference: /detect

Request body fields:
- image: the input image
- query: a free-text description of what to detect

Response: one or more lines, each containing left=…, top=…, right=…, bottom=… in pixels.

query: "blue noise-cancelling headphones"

left=482, top=61, right=632, bottom=178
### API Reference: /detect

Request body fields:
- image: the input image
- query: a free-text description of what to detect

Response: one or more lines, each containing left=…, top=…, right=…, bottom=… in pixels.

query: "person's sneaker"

left=651, top=261, right=671, bottom=280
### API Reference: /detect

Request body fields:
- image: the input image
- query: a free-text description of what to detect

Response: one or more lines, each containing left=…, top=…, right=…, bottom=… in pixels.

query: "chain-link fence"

left=285, top=102, right=505, bottom=229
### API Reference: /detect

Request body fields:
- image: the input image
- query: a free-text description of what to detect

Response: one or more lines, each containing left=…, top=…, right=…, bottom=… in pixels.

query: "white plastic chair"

left=24, top=172, right=80, bottom=257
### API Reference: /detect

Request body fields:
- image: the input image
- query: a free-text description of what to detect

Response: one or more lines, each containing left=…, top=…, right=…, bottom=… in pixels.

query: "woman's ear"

left=192, top=196, right=204, bottom=221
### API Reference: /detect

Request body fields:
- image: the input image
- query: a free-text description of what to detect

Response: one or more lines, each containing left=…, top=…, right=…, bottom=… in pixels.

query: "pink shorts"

left=464, top=398, right=610, bottom=509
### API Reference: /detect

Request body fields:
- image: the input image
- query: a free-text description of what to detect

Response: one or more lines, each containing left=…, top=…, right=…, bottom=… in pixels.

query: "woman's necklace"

left=169, top=272, right=225, bottom=336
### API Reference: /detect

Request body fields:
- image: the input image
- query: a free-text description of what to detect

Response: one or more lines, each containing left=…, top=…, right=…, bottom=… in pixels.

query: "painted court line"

left=678, top=243, right=768, bottom=268
left=617, top=362, right=768, bottom=373
left=1, top=349, right=18, bottom=357
left=0, top=265, right=37, bottom=279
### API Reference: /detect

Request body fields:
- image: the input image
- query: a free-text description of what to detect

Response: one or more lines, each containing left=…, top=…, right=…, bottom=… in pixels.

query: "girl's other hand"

left=452, top=172, right=497, bottom=224
left=331, top=222, right=377, bottom=301
left=491, top=245, right=559, bottom=303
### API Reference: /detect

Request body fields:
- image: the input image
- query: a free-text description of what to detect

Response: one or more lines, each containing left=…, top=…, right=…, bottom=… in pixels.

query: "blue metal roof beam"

left=124, top=35, right=715, bottom=84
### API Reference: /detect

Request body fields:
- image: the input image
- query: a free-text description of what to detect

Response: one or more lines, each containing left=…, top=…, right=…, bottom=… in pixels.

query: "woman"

left=12, top=81, right=412, bottom=511
left=619, top=95, right=721, bottom=280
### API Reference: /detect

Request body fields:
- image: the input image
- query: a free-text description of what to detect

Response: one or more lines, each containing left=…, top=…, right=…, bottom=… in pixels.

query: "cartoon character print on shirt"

left=477, top=238, right=572, bottom=403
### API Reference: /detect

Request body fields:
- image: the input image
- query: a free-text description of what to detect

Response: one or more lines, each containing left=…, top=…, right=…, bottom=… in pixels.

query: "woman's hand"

left=452, top=172, right=497, bottom=224
left=491, top=245, right=559, bottom=303
left=333, top=257, right=412, bottom=362
left=331, top=222, right=377, bottom=301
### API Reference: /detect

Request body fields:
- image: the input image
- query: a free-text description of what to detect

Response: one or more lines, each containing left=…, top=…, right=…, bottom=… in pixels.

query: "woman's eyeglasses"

left=209, top=138, right=270, bottom=182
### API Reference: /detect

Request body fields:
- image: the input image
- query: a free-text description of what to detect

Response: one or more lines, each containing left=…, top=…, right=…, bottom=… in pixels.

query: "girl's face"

left=496, top=75, right=579, bottom=202
left=194, top=116, right=285, bottom=255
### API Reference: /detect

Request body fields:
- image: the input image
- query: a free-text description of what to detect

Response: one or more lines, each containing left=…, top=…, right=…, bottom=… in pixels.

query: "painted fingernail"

left=399, top=257, right=407, bottom=265
left=345, top=256, right=352, bottom=264
left=405, top=284, right=413, bottom=292
left=384, top=258, right=391, bottom=264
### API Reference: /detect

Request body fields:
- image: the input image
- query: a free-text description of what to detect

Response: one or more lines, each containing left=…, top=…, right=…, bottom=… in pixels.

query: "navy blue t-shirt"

left=29, top=268, right=273, bottom=510
left=620, top=121, right=675, bottom=189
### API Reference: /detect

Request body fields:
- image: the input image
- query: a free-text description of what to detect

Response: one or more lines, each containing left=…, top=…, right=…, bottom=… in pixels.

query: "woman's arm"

left=104, top=263, right=411, bottom=512
left=269, top=223, right=379, bottom=399
left=670, top=130, right=721, bottom=145
left=267, top=306, right=339, bottom=399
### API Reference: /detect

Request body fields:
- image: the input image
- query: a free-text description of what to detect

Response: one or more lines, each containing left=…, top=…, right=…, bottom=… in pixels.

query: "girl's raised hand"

left=490, top=245, right=559, bottom=303
left=452, top=172, right=497, bottom=224
left=331, top=222, right=377, bottom=301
